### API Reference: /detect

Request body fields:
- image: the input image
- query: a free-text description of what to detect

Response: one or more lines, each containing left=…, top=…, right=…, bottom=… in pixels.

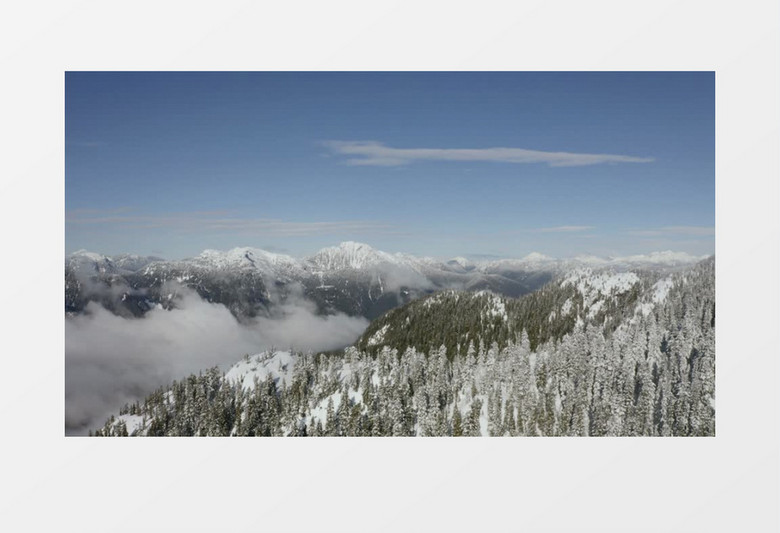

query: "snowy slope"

left=66, top=249, right=118, bottom=276
left=306, top=241, right=416, bottom=271
left=194, top=247, right=303, bottom=274
left=561, top=269, right=640, bottom=302
left=224, top=351, right=298, bottom=391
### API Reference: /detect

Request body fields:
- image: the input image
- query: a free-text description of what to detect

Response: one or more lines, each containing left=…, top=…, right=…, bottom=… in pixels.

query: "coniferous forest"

left=95, top=257, right=714, bottom=437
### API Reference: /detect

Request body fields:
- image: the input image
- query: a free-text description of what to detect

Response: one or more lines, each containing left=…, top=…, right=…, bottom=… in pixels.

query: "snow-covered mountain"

left=66, top=249, right=119, bottom=276
left=110, top=253, right=164, bottom=272
left=307, top=241, right=415, bottom=271
left=193, top=247, right=305, bottom=276
left=65, top=250, right=158, bottom=317
left=479, top=250, right=707, bottom=273
left=612, top=250, right=709, bottom=267
left=65, top=242, right=709, bottom=321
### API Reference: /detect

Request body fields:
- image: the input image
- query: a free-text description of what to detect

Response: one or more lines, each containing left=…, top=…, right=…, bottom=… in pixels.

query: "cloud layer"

left=535, top=225, right=594, bottom=233
left=626, top=226, right=715, bottom=237
left=322, top=141, right=654, bottom=167
left=65, top=287, right=368, bottom=435
left=66, top=211, right=394, bottom=236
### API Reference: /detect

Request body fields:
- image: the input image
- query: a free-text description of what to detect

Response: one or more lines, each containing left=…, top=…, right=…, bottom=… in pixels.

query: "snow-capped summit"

left=307, top=241, right=404, bottom=271
left=110, top=253, right=163, bottom=272
left=70, top=249, right=107, bottom=263
left=66, top=250, right=118, bottom=276
left=479, top=252, right=561, bottom=273
left=194, top=246, right=301, bottom=272
left=571, top=254, right=610, bottom=266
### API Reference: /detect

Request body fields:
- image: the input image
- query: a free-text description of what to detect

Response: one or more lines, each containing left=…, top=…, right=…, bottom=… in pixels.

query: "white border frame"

left=1, top=1, right=778, bottom=531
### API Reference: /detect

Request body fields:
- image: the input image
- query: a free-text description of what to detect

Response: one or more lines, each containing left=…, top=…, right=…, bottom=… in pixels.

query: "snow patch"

left=634, top=277, right=674, bottom=318
left=562, top=269, right=639, bottom=307
left=224, top=351, right=297, bottom=391
left=587, top=300, right=604, bottom=319
left=485, top=295, right=507, bottom=321
left=367, top=324, right=390, bottom=347
left=118, top=414, right=145, bottom=435
left=652, top=277, right=673, bottom=303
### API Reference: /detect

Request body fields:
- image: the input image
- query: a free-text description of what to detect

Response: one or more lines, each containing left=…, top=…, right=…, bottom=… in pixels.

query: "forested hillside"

left=95, top=257, right=714, bottom=437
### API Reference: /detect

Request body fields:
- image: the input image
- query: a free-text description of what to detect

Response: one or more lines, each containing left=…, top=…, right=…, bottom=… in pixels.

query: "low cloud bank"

left=374, top=264, right=434, bottom=293
left=65, top=287, right=368, bottom=435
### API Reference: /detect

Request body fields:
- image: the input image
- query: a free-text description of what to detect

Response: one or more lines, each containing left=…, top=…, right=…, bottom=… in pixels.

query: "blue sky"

left=65, top=72, right=714, bottom=260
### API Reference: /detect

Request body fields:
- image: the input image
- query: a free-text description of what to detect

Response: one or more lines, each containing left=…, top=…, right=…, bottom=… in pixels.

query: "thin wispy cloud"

left=66, top=210, right=395, bottom=237
left=69, top=140, right=108, bottom=148
left=321, top=141, right=654, bottom=167
left=66, top=206, right=136, bottom=216
left=492, top=225, right=596, bottom=237
left=627, top=226, right=715, bottom=237
left=535, top=225, right=595, bottom=233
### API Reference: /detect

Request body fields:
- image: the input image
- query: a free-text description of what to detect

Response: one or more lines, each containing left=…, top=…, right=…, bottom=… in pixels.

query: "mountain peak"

left=309, top=241, right=398, bottom=270
left=521, top=252, right=554, bottom=262
left=336, top=241, right=376, bottom=253
left=194, top=246, right=300, bottom=271
left=70, top=249, right=107, bottom=262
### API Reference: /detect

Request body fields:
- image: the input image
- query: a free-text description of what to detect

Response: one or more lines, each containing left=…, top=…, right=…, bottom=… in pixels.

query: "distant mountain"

left=65, top=250, right=161, bottom=317
left=478, top=250, right=707, bottom=272
left=306, top=241, right=410, bottom=271
left=192, top=247, right=305, bottom=276
left=110, top=253, right=165, bottom=272
left=65, top=242, right=709, bottom=321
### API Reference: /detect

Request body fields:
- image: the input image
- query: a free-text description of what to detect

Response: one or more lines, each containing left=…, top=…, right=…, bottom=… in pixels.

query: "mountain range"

left=65, top=241, right=707, bottom=321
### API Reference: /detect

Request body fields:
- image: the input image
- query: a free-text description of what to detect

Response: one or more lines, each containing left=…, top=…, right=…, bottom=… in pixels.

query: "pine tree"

left=452, top=407, right=463, bottom=436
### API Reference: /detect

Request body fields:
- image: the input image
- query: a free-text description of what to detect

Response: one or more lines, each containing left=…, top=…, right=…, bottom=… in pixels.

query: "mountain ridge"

left=67, top=241, right=709, bottom=271
left=65, top=242, right=711, bottom=321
